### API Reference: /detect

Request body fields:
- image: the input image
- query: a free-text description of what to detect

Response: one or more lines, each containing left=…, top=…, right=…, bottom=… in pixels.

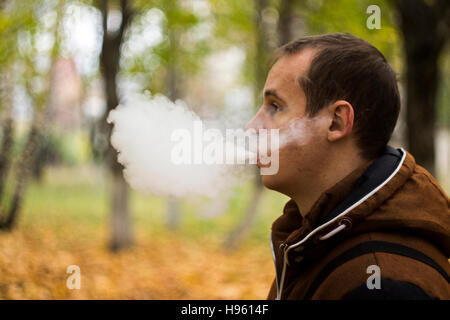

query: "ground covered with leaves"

left=0, top=166, right=282, bottom=299
left=0, top=229, right=274, bottom=299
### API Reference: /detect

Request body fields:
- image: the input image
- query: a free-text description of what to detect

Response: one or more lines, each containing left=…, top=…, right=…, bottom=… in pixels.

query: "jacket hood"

left=270, top=146, right=450, bottom=299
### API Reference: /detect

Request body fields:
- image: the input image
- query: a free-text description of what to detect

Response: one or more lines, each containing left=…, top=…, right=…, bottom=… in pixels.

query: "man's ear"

left=327, top=100, right=354, bottom=142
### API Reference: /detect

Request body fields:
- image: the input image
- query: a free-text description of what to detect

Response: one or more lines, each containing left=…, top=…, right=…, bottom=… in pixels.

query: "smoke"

left=107, top=93, right=253, bottom=201
left=106, top=93, right=327, bottom=213
left=279, top=115, right=329, bottom=148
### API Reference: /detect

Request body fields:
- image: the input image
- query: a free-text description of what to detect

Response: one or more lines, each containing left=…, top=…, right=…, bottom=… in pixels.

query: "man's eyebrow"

left=263, top=89, right=287, bottom=104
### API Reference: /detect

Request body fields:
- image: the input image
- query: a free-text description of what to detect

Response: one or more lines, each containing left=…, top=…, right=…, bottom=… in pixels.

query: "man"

left=245, top=33, right=450, bottom=300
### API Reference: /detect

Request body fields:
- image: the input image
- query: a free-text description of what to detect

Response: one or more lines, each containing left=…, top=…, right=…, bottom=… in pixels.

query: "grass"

left=20, top=165, right=289, bottom=244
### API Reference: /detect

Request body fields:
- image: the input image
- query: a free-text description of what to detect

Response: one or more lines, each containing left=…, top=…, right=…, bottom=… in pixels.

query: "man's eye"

left=270, top=103, right=281, bottom=111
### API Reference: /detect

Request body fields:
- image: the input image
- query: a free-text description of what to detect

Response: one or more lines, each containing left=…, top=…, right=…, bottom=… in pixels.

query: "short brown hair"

left=273, top=33, right=400, bottom=160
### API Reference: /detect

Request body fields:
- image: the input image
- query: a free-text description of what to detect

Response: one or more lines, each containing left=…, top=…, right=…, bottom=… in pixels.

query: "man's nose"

left=245, top=108, right=265, bottom=131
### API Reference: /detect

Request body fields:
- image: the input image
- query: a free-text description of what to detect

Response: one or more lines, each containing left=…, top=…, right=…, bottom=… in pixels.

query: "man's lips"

left=256, top=154, right=271, bottom=168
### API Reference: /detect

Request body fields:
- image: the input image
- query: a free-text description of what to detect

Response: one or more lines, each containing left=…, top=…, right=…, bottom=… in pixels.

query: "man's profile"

left=245, top=33, right=450, bottom=300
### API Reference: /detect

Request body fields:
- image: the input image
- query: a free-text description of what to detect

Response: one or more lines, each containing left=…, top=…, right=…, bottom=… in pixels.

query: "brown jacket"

left=267, top=146, right=450, bottom=300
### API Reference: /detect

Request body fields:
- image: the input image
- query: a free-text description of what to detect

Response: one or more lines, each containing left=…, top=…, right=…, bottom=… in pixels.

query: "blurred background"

left=0, top=0, right=449, bottom=299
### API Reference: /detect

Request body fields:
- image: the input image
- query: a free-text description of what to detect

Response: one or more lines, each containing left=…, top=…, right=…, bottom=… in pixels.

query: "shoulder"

left=310, top=232, right=450, bottom=300
left=400, top=163, right=450, bottom=208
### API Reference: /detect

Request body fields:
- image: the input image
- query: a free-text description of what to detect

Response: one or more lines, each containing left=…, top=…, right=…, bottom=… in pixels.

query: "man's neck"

left=292, top=149, right=372, bottom=217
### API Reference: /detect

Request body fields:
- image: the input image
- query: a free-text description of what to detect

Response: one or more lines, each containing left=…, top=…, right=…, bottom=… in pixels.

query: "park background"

left=0, top=0, right=449, bottom=299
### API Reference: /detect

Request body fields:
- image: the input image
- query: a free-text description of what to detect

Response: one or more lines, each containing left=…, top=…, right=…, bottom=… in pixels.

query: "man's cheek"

left=279, top=137, right=303, bottom=158
left=280, top=143, right=305, bottom=170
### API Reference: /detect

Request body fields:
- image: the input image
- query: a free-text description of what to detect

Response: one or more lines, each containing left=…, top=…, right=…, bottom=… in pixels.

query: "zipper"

left=269, top=237, right=279, bottom=299
left=276, top=221, right=352, bottom=299
left=276, top=243, right=289, bottom=300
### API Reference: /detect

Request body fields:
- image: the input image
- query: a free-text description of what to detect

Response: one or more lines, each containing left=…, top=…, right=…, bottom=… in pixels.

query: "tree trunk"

left=0, top=0, right=64, bottom=230
left=223, top=0, right=269, bottom=250
left=110, top=159, right=131, bottom=251
left=0, top=120, right=42, bottom=229
left=223, top=177, right=264, bottom=250
left=277, top=0, right=294, bottom=46
left=0, top=70, right=14, bottom=202
left=98, top=0, right=134, bottom=251
left=0, top=67, right=51, bottom=230
left=167, top=197, right=181, bottom=230
left=394, top=0, right=449, bottom=176
left=165, top=26, right=183, bottom=230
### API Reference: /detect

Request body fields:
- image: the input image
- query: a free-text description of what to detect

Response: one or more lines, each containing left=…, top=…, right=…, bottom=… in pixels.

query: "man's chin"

left=261, top=173, right=283, bottom=192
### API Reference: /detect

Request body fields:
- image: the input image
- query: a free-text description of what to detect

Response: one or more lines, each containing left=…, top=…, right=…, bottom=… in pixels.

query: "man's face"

left=245, top=49, right=329, bottom=197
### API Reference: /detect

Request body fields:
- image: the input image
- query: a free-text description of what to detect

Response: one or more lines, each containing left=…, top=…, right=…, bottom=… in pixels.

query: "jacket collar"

left=273, top=146, right=406, bottom=247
